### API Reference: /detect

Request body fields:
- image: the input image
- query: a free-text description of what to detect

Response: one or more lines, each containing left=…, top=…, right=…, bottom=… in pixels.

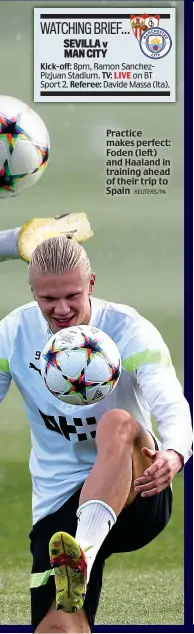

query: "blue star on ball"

left=43, top=343, right=62, bottom=373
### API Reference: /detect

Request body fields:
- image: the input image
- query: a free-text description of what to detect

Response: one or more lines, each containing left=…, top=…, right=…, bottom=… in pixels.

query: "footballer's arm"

left=133, top=360, right=191, bottom=496
left=122, top=321, right=192, bottom=496
left=0, top=319, right=12, bottom=403
left=0, top=363, right=12, bottom=402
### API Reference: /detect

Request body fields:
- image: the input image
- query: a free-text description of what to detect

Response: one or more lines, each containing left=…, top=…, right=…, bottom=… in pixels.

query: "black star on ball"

left=40, top=145, right=49, bottom=167
left=64, top=368, right=99, bottom=400
left=110, top=364, right=120, bottom=383
left=74, top=335, right=103, bottom=366
left=0, top=160, right=26, bottom=193
left=0, top=116, right=28, bottom=154
left=32, top=145, right=49, bottom=174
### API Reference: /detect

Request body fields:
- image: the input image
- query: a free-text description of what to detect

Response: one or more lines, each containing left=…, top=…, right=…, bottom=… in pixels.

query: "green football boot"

left=49, top=531, right=87, bottom=613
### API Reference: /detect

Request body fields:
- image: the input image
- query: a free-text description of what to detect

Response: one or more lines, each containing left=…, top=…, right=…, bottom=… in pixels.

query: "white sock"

left=76, top=500, right=117, bottom=582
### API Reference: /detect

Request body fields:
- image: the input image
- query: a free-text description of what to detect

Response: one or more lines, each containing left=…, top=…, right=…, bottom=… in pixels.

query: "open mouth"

left=52, top=315, right=75, bottom=328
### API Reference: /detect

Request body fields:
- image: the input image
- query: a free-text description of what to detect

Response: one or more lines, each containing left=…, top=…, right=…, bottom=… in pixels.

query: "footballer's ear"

left=89, top=272, right=96, bottom=294
left=30, top=285, right=35, bottom=299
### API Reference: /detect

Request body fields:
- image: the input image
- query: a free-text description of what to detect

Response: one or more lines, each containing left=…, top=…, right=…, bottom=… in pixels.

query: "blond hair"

left=28, top=236, right=92, bottom=284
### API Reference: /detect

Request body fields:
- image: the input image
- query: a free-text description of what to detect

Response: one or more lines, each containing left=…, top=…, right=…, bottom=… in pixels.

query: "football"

left=0, top=95, right=50, bottom=197
left=40, top=325, right=121, bottom=405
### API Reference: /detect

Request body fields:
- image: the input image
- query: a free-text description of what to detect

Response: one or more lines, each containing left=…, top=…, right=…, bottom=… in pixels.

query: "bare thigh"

left=124, top=427, right=156, bottom=507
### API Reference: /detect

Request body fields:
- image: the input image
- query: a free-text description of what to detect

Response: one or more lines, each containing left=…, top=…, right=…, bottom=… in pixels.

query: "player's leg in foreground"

left=36, top=409, right=156, bottom=633
left=0, top=213, right=93, bottom=262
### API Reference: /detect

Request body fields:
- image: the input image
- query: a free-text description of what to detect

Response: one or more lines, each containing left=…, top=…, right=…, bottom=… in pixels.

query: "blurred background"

left=0, top=0, right=184, bottom=627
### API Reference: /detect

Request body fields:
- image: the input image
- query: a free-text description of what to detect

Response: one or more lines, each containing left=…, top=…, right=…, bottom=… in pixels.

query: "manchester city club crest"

left=140, top=27, right=172, bottom=59
left=130, top=14, right=160, bottom=41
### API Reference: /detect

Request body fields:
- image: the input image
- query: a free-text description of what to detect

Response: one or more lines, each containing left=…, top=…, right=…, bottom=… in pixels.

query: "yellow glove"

left=18, top=213, right=93, bottom=262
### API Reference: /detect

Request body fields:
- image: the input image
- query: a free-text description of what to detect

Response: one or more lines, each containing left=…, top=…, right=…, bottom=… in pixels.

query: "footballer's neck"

left=85, top=296, right=92, bottom=324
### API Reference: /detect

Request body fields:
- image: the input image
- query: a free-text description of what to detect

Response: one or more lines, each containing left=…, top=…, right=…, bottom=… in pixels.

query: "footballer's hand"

left=17, top=213, right=93, bottom=262
left=134, top=448, right=183, bottom=497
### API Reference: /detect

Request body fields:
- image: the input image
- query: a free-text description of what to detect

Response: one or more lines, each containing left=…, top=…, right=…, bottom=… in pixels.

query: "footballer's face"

left=31, top=267, right=95, bottom=333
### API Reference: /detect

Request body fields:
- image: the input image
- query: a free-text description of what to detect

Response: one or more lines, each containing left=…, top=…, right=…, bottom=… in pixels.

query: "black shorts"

left=30, top=485, right=172, bottom=631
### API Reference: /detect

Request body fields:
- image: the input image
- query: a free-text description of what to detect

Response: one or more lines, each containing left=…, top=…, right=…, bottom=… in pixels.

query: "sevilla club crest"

left=130, top=14, right=160, bottom=41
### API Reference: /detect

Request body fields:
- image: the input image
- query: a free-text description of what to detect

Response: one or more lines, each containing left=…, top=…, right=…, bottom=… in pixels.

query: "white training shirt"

left=0, top=297, right=192, bottom=525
